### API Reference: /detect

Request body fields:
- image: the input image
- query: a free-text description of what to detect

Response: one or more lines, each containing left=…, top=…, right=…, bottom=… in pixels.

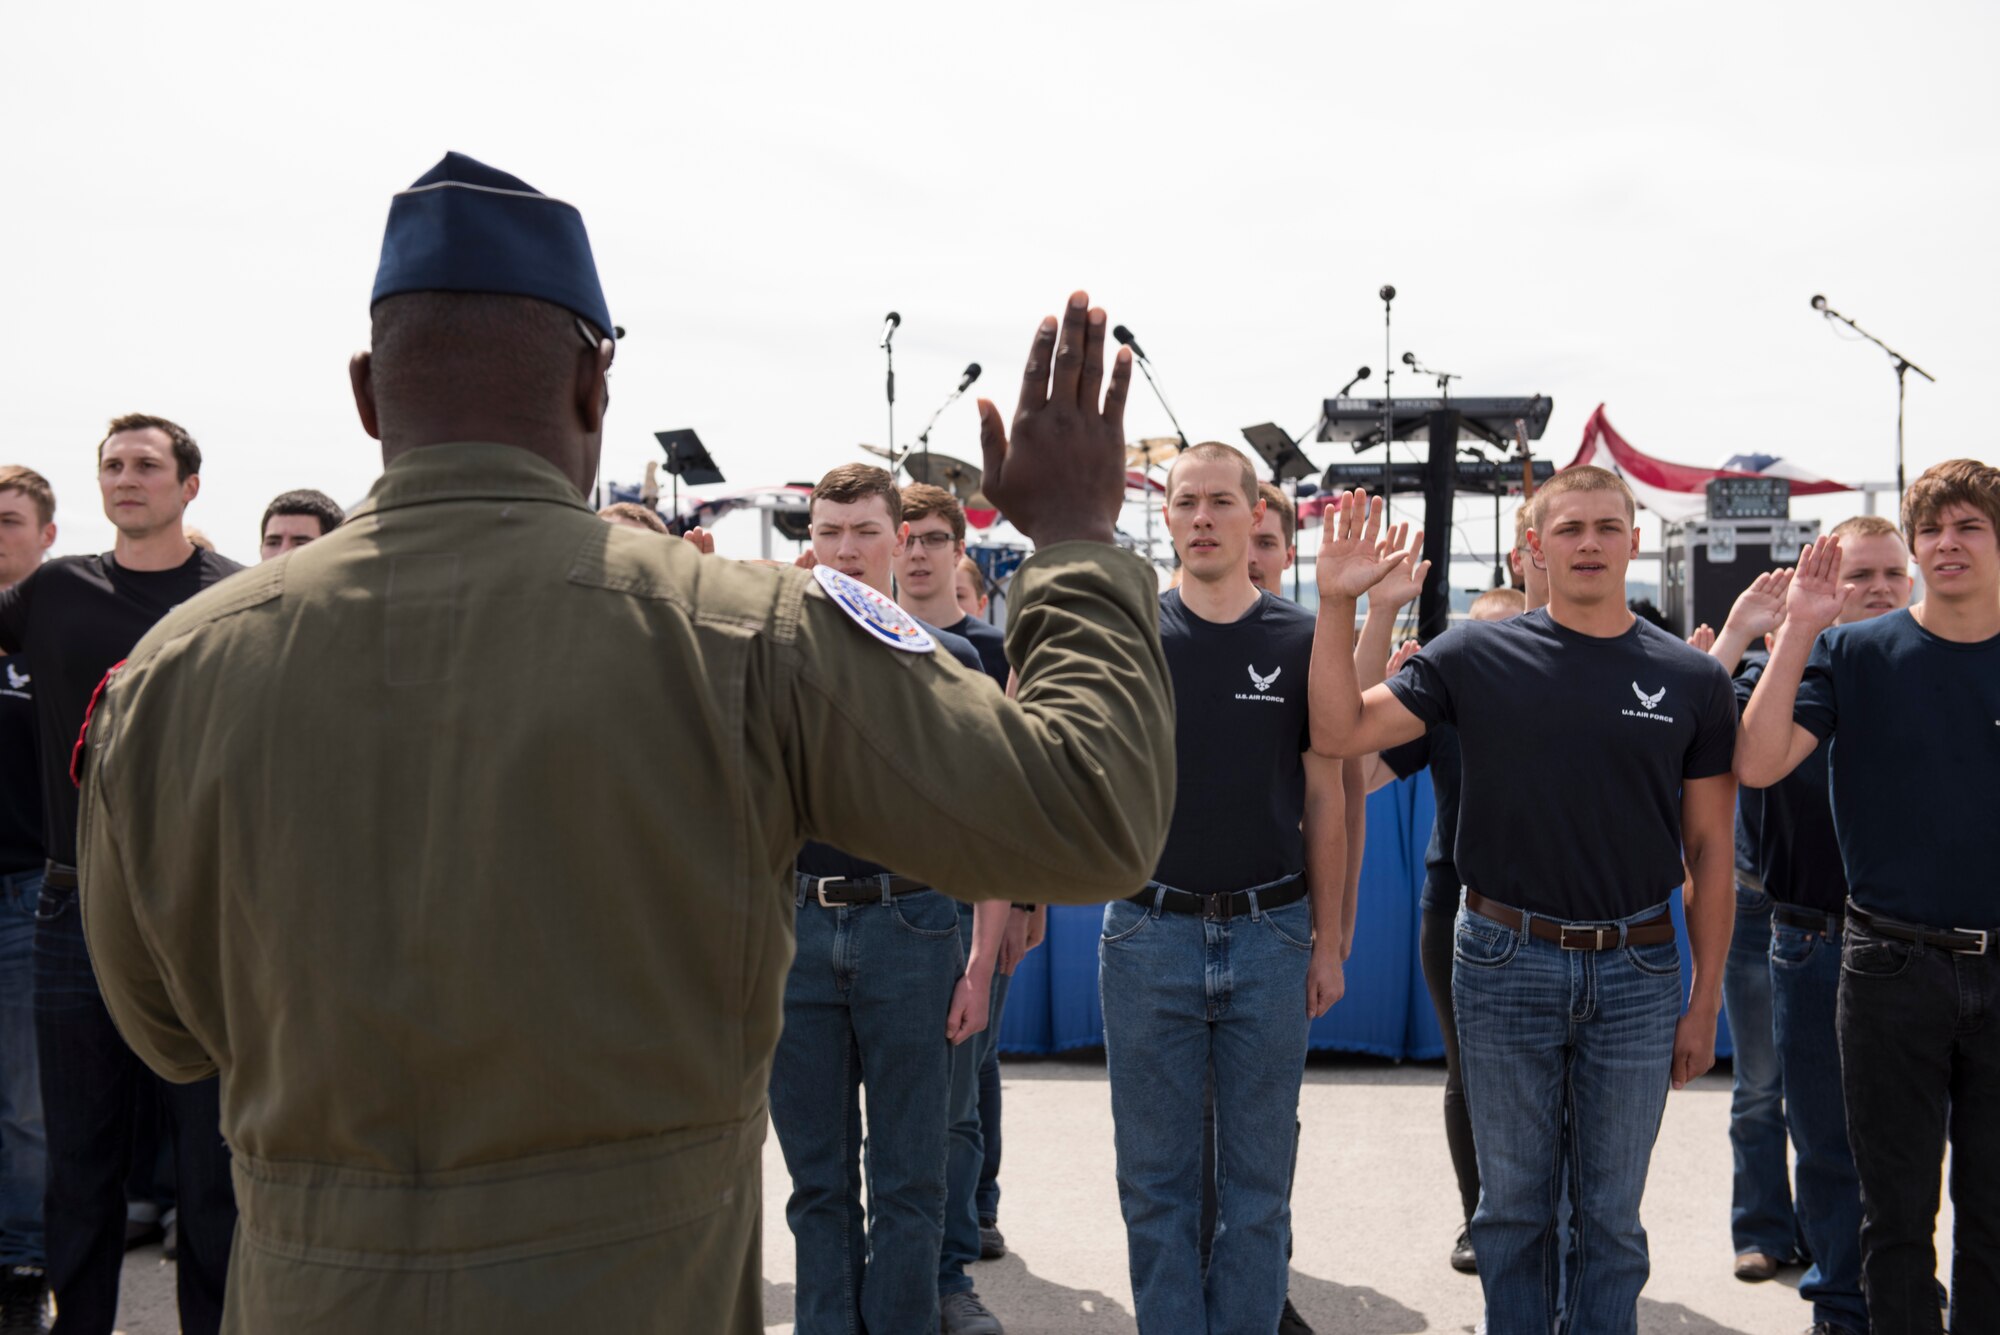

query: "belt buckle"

left=815, top=877, right=843, bottom=909
left=1562, top=925, right=1614, bottom=951
left=1202, top=893, right=1231, bottom=923
left=1957, top=927, right=1990, bottom=955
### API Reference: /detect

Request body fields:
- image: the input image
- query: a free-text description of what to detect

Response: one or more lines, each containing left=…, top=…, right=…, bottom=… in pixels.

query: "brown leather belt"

left=1466, top=891, right=1675, bottom=951
left=42, top=863, right=79, bottom=892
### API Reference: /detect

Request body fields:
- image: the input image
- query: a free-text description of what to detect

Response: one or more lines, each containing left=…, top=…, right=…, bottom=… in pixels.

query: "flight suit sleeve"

left=778, top=541, right=1174, bottom=905
left=75, top=678, right=217, bottom=1082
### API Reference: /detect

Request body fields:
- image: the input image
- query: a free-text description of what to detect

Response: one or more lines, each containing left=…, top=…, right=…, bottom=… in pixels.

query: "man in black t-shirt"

left=1101, top=443, right=1390, bottom=1335
left=1312, top=467, right=1738, bottom=1335
left=889, top=481, right=1021, bottom=1330
left=769, top=466, right=1004, bottom=1335
left=1738, top=460, right=2000, bottom=1334
left=1711, top=515, right=1911, bottom=1335
left=0, top=466, right=57, bottom=1325
left=0, top=417, right=241, bottom=1335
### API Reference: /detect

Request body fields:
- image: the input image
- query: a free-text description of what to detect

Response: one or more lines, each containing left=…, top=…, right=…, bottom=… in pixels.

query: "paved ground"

left=110, top=1055, right=1954, bottom=1333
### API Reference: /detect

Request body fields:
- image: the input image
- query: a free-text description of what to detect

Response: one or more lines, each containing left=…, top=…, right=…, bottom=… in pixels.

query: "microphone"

left=958, top=363, right=981, bottom=392
left=1401, top=351, right=1418, bottom=366
left=1810, top=294, right=1828, bottom=312
left=1379, top=285, right=1396, bottom=303
left=1337, top=366, right=1371, bottom=397
left=1112, top=324, right=1147, bottom=361
left=882, top=311, right=901, bottom=345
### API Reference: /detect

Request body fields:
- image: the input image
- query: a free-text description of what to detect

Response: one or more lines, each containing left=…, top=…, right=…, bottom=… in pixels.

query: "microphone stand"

left=882, top=323, right=898, bottom=457
left=913, top=381, right=972, bottom=478
left=1816, top=301, right=1935, bottom=505
left=1131, top=353, right=1190, bottom=453
left=1380, top=287, right=1395, bottom=522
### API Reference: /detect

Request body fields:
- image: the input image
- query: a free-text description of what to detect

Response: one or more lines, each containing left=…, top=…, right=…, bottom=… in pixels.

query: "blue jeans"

left=1770, top=915, right=1867, bottom=1331
left=975, top=1008, right=1004, bottom=1225
left=769, top=885, right=965, bottom=1335
left=1454, top=900, right=1681, bottom=1335
left=1100, top=890, right=1312, bottom=1335
left=0, top=870, right=44, bottom=1267
left=939, top=904, right=1011, bottom=1298
left=1721, top=884, right=1799, bottom=1259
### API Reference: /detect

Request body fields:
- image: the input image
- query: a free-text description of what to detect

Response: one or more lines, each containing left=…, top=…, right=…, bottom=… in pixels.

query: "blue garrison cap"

left=371, top=151, right=618, bottom=339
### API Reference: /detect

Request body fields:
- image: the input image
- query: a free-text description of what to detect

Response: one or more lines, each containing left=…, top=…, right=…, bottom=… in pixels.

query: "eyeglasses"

left=908, top=531, right=960, bottom=551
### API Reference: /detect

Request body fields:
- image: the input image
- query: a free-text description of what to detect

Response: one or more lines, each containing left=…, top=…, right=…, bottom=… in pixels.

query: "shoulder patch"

left=813, top=565, right=935, bottom=654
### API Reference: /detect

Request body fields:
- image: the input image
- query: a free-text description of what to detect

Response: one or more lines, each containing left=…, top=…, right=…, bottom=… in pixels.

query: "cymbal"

left=858, top=443, right=898, bottom=460
left=1126, top=437, right=1181, bottom=470
left=902, top=451, right=984, bottom=502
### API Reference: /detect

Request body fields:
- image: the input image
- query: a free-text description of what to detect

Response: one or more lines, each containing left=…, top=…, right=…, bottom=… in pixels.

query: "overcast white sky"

left=5, top=0, right=1993, bottom=576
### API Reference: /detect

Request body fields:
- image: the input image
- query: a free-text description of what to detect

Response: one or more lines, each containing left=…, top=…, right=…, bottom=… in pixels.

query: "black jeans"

left=1836, top=916, right=2000, bottom=1335
left=1419, top=902, right=1480, bottom=1223
left=34, top=883, right=236, bottom=1335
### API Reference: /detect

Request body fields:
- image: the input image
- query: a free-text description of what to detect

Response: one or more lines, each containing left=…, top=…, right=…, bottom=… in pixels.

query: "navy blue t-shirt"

left=1735, top=658, right=1845, bottom=915
left=1386, top=608, right=1738, bottom=920
left=1152, top=589, right=1313, bottom=895
left=941, top=614, right=1008, bottom=688
left=797, top=619, right=984, bottom=883
left=1382, top=725, right=1464, bottom=913
left=1793, top=609, right=2000, bottom=927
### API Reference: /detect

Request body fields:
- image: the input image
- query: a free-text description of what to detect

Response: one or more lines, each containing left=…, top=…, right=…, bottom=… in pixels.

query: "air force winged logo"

left=4, top=663, right=26, bottom=692
left=1632, top=681, right=1666, bottom=711
left=1248, top=664, right=1281, bottom=693
left=813, top=565, right=936, bottom=654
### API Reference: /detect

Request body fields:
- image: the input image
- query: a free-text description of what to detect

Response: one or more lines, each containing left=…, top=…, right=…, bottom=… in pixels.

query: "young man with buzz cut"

left=0, top=418, right=241, bottom=1335
left=257, top=489, right=346, bottom=561
left=771, top=463, right=1010, bottom=1335
left=0, top=466, right=56, bottom=1332
left=889, top=480, right=1021, bottom=1331
left=1309, top=466, right=1738, bottom=1334
left=1709, top=512, right=1912, bottom=1335
left=1101, top=442, right=1392, bottom=1335
left=1737, top=459, right=2000, bottom=1335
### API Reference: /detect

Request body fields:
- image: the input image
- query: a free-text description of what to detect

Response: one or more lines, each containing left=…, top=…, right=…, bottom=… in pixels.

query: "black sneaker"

left=977, top=1223, right=1006, bottom=1261
left=1450, top=1227, right=1478, bottom=1274
left=938, top=1290, right=1003, bottom=1335
left=1278, top=1296, right=1315, bottom=1335
left=0, top=1265, right=48, bottom=1335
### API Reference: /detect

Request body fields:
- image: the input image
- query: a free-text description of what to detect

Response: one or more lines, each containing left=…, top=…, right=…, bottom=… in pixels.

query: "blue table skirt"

left=997, top=772, right=1735, bottom=1062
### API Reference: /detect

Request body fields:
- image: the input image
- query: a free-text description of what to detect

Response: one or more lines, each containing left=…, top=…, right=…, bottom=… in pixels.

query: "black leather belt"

left=795, top=872, right=932, bottom=908
left=1131, top=872, right=1307, bottom=922
left=1466, top=891, right=1676, bottom=951
left=1848, top=902, right=1991, bottom=956
left=1773, top=904, right=1844, bottom=935
left=43, top=863, right=78, bottom=891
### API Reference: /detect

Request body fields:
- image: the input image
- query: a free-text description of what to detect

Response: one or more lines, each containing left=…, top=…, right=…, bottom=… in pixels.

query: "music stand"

left=1240, top=423, right=1316, bottom=484
left=654, top=429, right=725, bottom=530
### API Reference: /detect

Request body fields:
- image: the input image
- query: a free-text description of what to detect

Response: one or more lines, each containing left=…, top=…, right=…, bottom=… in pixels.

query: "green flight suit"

left=75, top=442, right=1173, bottom=1334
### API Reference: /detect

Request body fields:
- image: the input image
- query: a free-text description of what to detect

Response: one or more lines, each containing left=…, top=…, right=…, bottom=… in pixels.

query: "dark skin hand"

left=977, top=290, right=1133, bottom=548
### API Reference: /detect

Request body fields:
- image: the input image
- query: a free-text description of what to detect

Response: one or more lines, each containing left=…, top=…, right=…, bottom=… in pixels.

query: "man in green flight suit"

left=73, top=152, right=1174, bottom=1333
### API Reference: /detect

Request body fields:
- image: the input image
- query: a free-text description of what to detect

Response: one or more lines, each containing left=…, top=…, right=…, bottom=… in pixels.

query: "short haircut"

left=1469, top=587, right=1527, bottom=619
left=1902, top=458, right=2000, bottom=540
left=1513, top=496, right=1537, bottom=551
left=99, top=413, right=200, bottom=481
left=812, top=463, right=902, bottom=524
left=900, top=483, right=965, bottom=542
left=956, top=555, right=983, bottom=584
left=262, top=489, right=345, bottom=541
left=0, top=466, right=55, bottom=527
left=597, top=502, right=668, bottom=534
left=1829, top=513, right=1904, bottom=544
left=1257, top=482, right=1296, bottom=548
left=1534, top=465, right=1634, bottom=525
left=1166, top=442, right=1257, bottom=506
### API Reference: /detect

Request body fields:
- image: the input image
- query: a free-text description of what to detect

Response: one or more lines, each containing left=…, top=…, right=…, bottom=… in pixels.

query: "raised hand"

left=1785, top=535, right=1859, bottom=634
left=1368, top=521, right=1433, bottom=612
left=1387, top=638, right=1421, bottom=676
left=1722, top=568, right=1791, bottom=640
left=978, top=290, right=1133, bottom=547
left=1685, top=624, right=1715, bottom=652
left=683, top=526, right=716, bottom=556
left=1316, top=489, right=1420, bottom=602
